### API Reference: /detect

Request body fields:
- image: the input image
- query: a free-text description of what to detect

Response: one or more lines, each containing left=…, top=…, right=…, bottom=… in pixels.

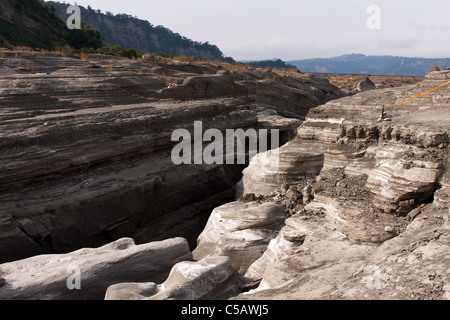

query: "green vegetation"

left=65, top=22, right=103, bottom=50
left=245, top=59, right=297, bottom=70
left=0, top=0, right=233, bottom=62
left=0, top=15, right=55, bottom=49
left=82, top=45, right=141, bottom=59
left=0, top=0, right=103, bottom=51
left=50, top=1, right=234, bottom=62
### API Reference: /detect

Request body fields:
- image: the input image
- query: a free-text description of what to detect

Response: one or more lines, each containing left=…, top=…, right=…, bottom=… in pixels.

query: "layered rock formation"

left=105, top=255, right=242, bottom=300
left=0, top=237, right=191, bottom=300
left=193, top=201, right=286, bottom=275
left=234, top=69, right=450, bottom=299
left=2, top=49, right=448, bottom=301
left=0, top=49, right=343, bottom=264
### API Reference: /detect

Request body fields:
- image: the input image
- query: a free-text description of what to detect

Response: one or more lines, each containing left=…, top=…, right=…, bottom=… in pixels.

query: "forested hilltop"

left=50, top=1, right=232, bottom=61
left=0, top=0, right=102, bottom=50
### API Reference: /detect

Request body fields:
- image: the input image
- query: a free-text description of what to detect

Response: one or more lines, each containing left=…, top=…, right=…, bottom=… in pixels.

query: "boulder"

left=0, top=238, right=192, bottom=300
left=354, top=77, right=376, bottom=92
left=243, top=140, right=327, bottom=196
left=193, top=201, right=286, bottom=275
left=105, top=256, right=241, bottom=300
left=157, top=71, right=248, bottom=100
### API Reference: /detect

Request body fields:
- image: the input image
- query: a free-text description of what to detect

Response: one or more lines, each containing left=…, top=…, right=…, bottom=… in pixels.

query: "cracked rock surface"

left=233, top=70, right=450, bottom=300
left=0, top=50, right=342, bottom=264
left=2, top=50, right=449, bottom=301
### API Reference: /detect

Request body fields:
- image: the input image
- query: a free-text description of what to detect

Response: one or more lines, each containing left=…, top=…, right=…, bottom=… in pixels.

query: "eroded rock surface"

left=3, top=50, right=449, bottom=301
left=0, top=50, right=343, bottom=263
left=105, top=255, right=242, bottom=300
left=0, top=237, right=191, bottom=300
left=234, top=70, right=450, bottom=299
left=193, top=201, right=286, bottom=275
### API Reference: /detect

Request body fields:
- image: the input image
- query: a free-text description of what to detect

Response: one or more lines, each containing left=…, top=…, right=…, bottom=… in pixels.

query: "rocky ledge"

left=0, top=50, right=343, bottom=264
left=1, top=51, right=448, bottom=300
left=233, top=69, right=450, bottom=300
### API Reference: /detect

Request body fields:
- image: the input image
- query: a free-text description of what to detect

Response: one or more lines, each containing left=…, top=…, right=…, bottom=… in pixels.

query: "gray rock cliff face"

left=4, top=50, right=448, bottom=301
left=234, top=70, right=450, bottom=300
left=0, top=50, right=343, bottom=264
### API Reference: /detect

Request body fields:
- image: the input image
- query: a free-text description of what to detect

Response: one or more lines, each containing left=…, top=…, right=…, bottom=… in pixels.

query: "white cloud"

left=407, top=23, right=450, bottom=32
left=266, top=35, right=294, bottom=48
left=51, top=0, right=450, bottom=60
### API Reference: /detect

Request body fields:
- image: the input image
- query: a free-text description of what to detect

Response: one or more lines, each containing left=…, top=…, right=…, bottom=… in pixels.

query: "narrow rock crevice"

left=1, top=51, right=336, bottom=264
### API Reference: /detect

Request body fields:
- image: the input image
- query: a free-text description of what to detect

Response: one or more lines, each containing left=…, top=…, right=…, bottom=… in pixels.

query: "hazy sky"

left=57, top=0, right=450, bottom=61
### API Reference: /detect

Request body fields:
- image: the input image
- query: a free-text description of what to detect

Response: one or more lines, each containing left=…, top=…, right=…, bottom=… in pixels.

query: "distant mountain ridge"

left=50, top=1, right=232, bottom=61
left=288, top=54, right=450, bottom=76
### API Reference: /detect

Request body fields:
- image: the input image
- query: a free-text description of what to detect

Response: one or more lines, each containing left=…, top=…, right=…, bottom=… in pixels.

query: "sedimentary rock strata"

left=0, top=237, right=191, bottom=300
left=2, top=50, right=448, bottom=301
left=0, top=50, right=343, bottom=263
left=235, top=69, right=450, bottom=300
left=193, top=201, right=287, bottom=275
left=105, top=255, right=242, bottom=300
left=243, top=70, right=449, bottom=215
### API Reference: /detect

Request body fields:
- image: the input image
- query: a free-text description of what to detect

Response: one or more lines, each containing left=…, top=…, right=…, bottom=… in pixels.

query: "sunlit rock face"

left=235, top=70, right=450, bottom=300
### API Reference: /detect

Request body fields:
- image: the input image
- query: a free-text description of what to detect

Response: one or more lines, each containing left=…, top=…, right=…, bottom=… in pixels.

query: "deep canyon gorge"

left=0, top=50, right=449, bottom=300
